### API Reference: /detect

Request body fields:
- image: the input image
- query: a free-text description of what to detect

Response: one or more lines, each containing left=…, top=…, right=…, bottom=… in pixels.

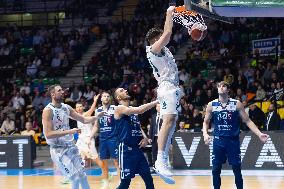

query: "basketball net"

left=173, top=5, right=207, bottom=34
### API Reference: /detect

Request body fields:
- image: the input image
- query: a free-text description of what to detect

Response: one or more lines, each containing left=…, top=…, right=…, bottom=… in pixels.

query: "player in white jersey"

left=42, top=85, right=105, bottom=189
left=75, top=94, right=102, bottom=168
left=145, top=6, right=181, bottom=184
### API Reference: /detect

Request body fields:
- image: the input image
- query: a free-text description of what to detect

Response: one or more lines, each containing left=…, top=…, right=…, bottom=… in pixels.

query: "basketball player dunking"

left=145, top=6, right=181, bottom=184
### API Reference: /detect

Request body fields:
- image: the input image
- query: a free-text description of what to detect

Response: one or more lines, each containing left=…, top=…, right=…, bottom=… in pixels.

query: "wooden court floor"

left=1, top=175, right=284, bottom=189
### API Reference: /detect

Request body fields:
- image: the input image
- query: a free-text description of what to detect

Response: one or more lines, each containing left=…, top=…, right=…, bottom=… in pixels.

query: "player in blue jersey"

left=203, top=81, right=269, bottom=189
left=114, top=87, right=159, bottom=189
left=88, top=92, right=119, bottom=189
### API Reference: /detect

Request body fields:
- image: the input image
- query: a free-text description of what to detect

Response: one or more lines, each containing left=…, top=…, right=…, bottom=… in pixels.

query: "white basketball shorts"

left=157, top=81, right=182, bottom=116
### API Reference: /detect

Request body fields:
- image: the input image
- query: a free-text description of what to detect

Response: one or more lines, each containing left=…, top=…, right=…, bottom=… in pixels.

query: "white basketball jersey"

left=77, top=121, right=93, bottom=138
left=45, top=103, right=73, bottom=145
left=146, top=46, right=179, bottom=86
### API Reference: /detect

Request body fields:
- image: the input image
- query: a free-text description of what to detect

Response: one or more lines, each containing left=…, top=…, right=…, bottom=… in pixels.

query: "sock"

left=157, top=151, right=165, bottom=163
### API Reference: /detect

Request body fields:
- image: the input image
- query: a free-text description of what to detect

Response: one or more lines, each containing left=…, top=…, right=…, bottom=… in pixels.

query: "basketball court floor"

left=1, top=168, right=283, bottom=189
left=1, top=1, right=283, bottom=189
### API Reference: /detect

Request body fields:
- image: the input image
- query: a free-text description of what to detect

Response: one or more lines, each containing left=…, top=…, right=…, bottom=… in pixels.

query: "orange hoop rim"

left=174, top=5, right=198, bottom=16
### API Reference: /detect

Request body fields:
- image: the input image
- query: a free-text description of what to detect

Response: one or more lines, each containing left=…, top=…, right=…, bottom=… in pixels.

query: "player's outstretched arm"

left=151, top=6, right=175, bottom=54
left=84, top=94, right=100, bottom=117
left=69, top=106, right=106, bottom=124
left=89, top=119, right=99, bottom=139
left=203, top=102, right=213, bottom=145
left=42, top=108, right=80, bottom=139
left=115, top=100, right=159, bottom=118
left=87, top=120, right=99, bottom=147
left=237, top=101, right=269, bottom=143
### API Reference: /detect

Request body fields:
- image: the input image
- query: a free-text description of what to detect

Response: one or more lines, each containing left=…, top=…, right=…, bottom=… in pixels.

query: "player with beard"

left=88, top=92, right=119, bottom=189
left=203, top=81, right=269, bottom=189
left=113, top=87, right=158, bottom=189
left=42, top=85, right=105, bottom=189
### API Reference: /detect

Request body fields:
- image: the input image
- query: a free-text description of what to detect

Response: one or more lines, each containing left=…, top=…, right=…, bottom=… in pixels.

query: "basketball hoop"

left=173, top=5, right=207, bottom=33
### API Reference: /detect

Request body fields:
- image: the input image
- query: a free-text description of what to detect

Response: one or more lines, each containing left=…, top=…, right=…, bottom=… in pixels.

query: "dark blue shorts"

left=118, top=142, right=151, bottom=180
left=212, top=136, right=241, bottom=166
left=99, top=140, right=118, bottom=160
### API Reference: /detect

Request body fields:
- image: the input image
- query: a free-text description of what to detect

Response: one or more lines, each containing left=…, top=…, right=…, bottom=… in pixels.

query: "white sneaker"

left=154, top=160, right=175, bottom=184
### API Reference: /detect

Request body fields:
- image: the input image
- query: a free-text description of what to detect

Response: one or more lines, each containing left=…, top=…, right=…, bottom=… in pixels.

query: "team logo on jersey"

left=162, top=101, right=167, bottom=109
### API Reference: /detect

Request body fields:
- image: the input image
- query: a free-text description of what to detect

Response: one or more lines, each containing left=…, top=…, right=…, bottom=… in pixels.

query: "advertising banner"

left=212, top=0, right=284, bottom=7
left=0, top=136, right=33, bottom=169
left=173, top=131, right=284, bottom=169
left=252, top=37, right=281, bottom=57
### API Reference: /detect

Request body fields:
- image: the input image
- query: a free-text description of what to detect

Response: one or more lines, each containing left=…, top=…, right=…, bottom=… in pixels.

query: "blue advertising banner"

left=252, top=37, right=280, bottom=57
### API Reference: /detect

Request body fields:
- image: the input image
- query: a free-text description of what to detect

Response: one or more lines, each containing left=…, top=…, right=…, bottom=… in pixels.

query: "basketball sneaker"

left=60, top=177, right=71, bottom=184
left=154, top=159, right=175, bottom=184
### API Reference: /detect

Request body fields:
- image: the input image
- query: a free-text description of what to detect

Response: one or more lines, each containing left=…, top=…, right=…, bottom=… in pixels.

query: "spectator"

left=21, top=121, right=35, bottom=137
left=70, top=86, right=82, bottom=102
left=189, top=108, right=203, bottom=132
left=177, top=121, right=188, bottom=132
left=32, top=91, right=43, bottom=110
left=21, top=121, right=37, bottom=160
left=26, top=61, right=38, bottom=78
left=51, top=54, right=61, bottom=68
left=83, top=85, right=95, bottom=102
left=248, top=104, right=266, bottom=130
left=0, top=114, right=15, bottom=135
left=11, top=91, right=25, bottom=110
left=236, top=88, right=247, bottom=102
left=20, top=81, right=31, bottom=95
left=264, top=103, right=281, bottom=131
left=255, top=85, right=266, bottom=101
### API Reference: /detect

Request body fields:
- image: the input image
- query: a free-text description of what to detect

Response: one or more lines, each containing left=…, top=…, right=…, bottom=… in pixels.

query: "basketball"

left=189, top=28, right=207, bottom=41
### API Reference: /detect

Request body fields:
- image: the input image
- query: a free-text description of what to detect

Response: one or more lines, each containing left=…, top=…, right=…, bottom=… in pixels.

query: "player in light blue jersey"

left=42, top=85, right=105, bottom=189
left=203, top=81, right=269, bottom=189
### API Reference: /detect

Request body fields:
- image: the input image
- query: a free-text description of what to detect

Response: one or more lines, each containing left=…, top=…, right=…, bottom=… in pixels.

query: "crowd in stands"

left=0, top=21, right=93, bottom=137
left=85, top=0, right=284, bottom=132
left=1, top=0, right=284, bottom=141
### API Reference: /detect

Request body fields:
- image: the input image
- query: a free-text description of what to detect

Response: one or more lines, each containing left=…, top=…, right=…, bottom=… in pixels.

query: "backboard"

left=183, top=0, right=233, bottom=23
left=185, top=0, right=284, bottom=18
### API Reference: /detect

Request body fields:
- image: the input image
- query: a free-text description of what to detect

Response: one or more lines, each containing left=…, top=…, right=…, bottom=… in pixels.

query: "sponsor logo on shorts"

left=162, top=101, right=167, bottom=109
